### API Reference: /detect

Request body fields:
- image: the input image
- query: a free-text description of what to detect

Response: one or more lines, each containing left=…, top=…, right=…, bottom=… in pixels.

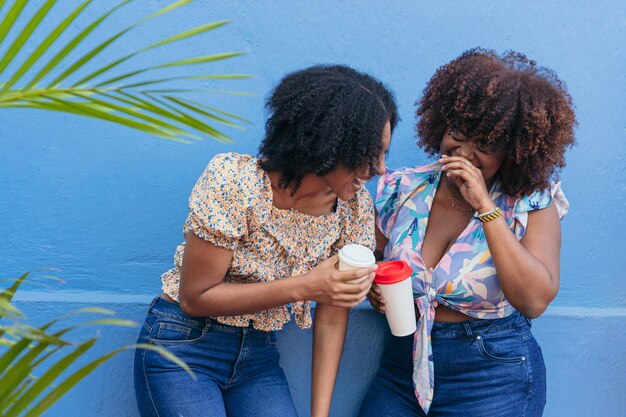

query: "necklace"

left=445, top=178, right=473, bottom=214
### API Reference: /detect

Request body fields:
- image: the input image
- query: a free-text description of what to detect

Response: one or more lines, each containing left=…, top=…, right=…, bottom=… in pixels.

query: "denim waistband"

left=430, top=311, right=530, bottom=339
left=148, top=296, right=268, bottom=335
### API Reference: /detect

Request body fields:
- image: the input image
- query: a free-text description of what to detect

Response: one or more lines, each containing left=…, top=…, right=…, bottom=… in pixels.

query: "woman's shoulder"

left=497, top=181, right=569, bottom=239
left=500, top=181, right=569, bottom=220
left=205, top=152, right=258, bottom=177
left=205, top=152, right=264, bottom=183
left=195, top=152, right=267, bottom=206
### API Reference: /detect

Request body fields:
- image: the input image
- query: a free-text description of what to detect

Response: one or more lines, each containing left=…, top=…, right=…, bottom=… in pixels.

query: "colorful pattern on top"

left=375, top=162, right=568, bottom=414
left=161, top=152, right=375, bottom=331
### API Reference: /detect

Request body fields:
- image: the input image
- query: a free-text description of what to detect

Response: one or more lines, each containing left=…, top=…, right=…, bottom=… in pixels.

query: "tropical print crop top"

left=161, top=152, right=375, bottom=331
left=375, top=162, right=568, bottom=414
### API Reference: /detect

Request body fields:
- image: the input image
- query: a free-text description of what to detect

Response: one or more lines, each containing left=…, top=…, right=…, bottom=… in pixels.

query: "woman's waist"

left=430, top=310, right=529, bottom=339
left=417, top=297, right=514, bottom=323
left=158, top=293, right=301, bottom=332
left=155, top=293, right=261, bottom=333
left=414, top=289, right=510, bottom=322
left=433, top=304, right=478, bottom=322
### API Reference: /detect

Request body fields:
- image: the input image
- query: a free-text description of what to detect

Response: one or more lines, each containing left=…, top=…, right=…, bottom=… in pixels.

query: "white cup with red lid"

left=374, top=260, right=416, bottom=336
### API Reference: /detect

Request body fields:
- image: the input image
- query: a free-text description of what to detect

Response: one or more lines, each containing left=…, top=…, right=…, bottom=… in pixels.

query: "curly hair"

left=258, top=65, right=398, bottom=192
left=416, top=48, right=577, bottom=195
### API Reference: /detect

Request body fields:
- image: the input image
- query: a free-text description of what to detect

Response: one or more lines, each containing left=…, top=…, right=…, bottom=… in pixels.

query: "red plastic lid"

left=374, top=260, right=412, bottom=285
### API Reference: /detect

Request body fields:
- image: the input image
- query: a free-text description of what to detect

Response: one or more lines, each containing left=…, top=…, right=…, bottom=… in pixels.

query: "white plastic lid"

left=338, top=244, right=375, bottom=268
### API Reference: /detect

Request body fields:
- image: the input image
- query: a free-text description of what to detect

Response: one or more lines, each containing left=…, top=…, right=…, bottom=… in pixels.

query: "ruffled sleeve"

left=374, top=170, right=403, bottom=238
left=510, top=182, right=569, bottom=239
left=333, top=186, right=376, bottom=253
left=183, top=153, right=251, bottom=250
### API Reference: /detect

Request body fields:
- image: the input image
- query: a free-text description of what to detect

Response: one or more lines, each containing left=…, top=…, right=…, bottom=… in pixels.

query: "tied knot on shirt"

left=424, top=283, right=439, bottom=309
left=417, top=269, right=439, bottom=309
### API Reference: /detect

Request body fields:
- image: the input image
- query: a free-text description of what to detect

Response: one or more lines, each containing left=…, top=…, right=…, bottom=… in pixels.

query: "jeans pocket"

left=148, top=318, right=206, bottom=346
left=476, top=333, right=526, bottom=364
left=142, top=312, right=158, bottom=333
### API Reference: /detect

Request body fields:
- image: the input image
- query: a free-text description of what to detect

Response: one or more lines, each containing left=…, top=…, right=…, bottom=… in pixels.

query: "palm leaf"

left=3, top=338, right=98, bottom=417
left=2, top=0, right=91, bottom=90
left=119, top=74, right=251, bottom=90
left=0, top=0, right=28, bottom=46
left=0, top=0, right=57, bottom=76
left=73, top=20, right=233, bottom=87
left=166, top=95, right=244, bottom=130
left=0, top=272, right=192, bottom=416
left=20, top=343, right=193, bottom=417
left=144, top=92, right=232, bottom=143
left=23, top=0, right=131, bottom=90
left=0, top=0, right=249, bottom=142
left=94, top=52, right=245, bottom=88
left=0, top=272, right=28, bottom=298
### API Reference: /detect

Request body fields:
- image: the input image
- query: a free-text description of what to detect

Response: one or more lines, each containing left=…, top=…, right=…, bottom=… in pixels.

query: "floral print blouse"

left=375, top=162, right=568, bottom=414
left=161, top=152, right=375, bottom=331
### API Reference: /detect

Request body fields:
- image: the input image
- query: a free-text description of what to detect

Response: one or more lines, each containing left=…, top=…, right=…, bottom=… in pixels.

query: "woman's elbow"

left=179, top=292, right=203, bottom=317
left=517, top=294, right=555, bottom=319
left=519, top=303, right=548, bottom=319
left=513, top=280, right=559, bottom=319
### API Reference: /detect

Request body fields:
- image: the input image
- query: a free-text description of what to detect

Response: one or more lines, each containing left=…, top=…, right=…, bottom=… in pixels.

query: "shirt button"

left=476, top=335, right=481, bottom=340
left=521, top=356, right=526, bottom=361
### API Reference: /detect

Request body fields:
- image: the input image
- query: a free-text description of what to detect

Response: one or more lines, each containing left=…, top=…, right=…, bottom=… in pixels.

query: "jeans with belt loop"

left=133, top=296, right=298, bottom=417
left=358, top=311, right=546, bottom=417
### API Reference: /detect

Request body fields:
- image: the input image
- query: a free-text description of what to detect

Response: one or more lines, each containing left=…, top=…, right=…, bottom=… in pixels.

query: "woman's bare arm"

left=179, top=233, right=376, bottom=317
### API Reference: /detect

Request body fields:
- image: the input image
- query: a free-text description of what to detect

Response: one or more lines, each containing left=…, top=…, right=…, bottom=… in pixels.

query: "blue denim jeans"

left=134, top=296, right=298, bottom=417
left=358, top=312, right=546, bottom=417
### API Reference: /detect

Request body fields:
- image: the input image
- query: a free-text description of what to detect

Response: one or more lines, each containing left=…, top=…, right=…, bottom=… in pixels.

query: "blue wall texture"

left=2, top=1, right=625, bottom=416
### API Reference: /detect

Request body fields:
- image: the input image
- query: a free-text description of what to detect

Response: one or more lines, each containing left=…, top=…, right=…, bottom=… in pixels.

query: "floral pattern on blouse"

left=375, top=162, right=568, bottom=414
left=161, top=152, right=375, bottom=331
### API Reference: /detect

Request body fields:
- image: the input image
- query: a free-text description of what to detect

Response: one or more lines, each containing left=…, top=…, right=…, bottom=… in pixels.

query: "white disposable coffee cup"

left=338, top=244, right=376, bottom=283
left=374, top=260, right=416, bottom=337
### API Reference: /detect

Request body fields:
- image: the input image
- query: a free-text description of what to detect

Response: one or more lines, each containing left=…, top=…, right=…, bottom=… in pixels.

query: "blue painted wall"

left=2, top=1, right=625, bottom=416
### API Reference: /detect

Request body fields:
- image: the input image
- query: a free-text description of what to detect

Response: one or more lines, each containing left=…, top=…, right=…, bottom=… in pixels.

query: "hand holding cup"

left=304, top=252, right=376, bottom=308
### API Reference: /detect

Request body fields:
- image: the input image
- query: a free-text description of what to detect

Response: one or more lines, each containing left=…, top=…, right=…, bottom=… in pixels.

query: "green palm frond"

left=0, top=272, right=193, bottom=417
left=0, top=0, right=251, bottom=143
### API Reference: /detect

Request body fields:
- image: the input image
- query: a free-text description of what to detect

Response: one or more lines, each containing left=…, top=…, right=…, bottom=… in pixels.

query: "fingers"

left=337, top=272, right=375, bottom=294
left=441, top=160, right=480, bottom=177
left=313, top=261, right=381, bottom=307
left=445, top=168, right=475, bottom=185
left=330, top=288, right=370, bottom=308
left=440, top=157, right=489, bottom=196
left=440, top=158, right=478, bottom=186
left=326, top=273, right=375, bottom=307
left=439, top=155, right=476, bottom=168
left=367, top=284, right=386, bottom=313
left=337, top=265, right=378, bottom=283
